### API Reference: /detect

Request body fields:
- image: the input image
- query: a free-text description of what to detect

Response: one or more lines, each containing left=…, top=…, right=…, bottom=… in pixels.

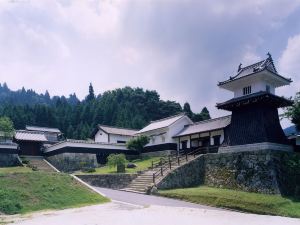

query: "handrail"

left=152, top=146, right=219, bottom=184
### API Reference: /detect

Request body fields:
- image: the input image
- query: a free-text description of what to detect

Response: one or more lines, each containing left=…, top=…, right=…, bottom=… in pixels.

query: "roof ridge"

left=192, top=115, right=231, bottom=126
left=16, top=130, right=46, bottom=134
left=98, top=124, right=138, bottom=131
left=149, top=113, right=186, bottom=123
left=26, top=125, right=60, bottom=130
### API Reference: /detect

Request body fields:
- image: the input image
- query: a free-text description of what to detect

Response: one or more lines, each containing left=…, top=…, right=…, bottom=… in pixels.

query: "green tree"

left=126, top=135, right=150, bottom=153
left=107, top=154, right=127, bottom=173
left=86, top=83, right=95, bottom=102
left=284, top=92, right=300, bottom=130
left=183, top=102, right=193, bottom=119
left=0, top=116, right=15, bottom=139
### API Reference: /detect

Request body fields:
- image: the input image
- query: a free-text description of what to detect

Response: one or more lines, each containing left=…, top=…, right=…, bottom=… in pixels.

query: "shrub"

left=107, top=154, right=127, bottom=173
left=126, top=135, right=150, bottom=153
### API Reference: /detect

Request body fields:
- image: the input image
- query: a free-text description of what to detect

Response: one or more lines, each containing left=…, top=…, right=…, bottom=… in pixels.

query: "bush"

left=126, top=135, right=150, bottom=153
left=107, top=154, right=127, bottom=173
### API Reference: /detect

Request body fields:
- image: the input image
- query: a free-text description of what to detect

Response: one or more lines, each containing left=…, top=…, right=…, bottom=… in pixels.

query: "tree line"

left=0, top=83, right=211, bottom=139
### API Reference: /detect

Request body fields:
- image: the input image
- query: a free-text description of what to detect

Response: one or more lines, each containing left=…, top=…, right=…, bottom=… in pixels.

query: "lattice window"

left=243, top=86, right=252, bottom=95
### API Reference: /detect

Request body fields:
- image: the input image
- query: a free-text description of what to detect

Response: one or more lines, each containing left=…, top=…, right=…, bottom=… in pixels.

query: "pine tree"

left=86, top=83, right=95, bottom=102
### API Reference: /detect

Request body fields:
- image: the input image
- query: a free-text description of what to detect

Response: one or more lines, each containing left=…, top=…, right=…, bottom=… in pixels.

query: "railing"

left=151, top=146, right=219, bottom=184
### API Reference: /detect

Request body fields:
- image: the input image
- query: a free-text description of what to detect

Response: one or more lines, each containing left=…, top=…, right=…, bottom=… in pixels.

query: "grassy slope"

left=159, top=186, right=300, bottom=218
left=78, top=156, right=162, bottom=174
left=0, top=166, right=32, bottom=174
left=0, top=171, right=109, bottom=215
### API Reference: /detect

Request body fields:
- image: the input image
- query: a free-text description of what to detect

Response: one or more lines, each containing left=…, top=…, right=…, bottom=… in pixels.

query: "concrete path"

left=94, top=187, right=219, bottom=210
left=5, top=201, right=300, bottom=225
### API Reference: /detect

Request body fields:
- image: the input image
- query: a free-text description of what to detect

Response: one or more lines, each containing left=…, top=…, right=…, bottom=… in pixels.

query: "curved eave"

left=216, top=92, right=293, bottom=111
left=218, top=68, right=292, bottom=88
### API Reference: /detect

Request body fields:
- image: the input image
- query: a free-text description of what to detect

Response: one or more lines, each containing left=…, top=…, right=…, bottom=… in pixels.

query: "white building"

left=92, top=125, right=137, bottom=144
left=136, top=114, right=193, bottom=154
left=173, top=115, right=231, bottom=153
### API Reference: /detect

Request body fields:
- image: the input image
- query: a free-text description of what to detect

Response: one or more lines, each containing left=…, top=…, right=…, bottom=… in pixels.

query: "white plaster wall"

left=144, top=128, right=168, bottom=147
left=109, top=134, right=132, bottom=144
left=233, top=79, right=275, bottom=98
left=210, top=130, right=224, bottom=145
left=94, top=130, right=109, bottom=142
left=175, top=129, right=225, bottom=148
left=142, top=116, right=192, bottom=147
left=94, top=130, right=132, bottom=143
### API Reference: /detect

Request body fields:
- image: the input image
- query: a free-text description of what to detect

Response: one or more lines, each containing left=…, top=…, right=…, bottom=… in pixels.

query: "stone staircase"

left=122, top=149, right=205, bottom=194
left=21, top=156, right=58, bottom=172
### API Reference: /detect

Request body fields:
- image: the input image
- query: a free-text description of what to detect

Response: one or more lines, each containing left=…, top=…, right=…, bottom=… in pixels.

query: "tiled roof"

left=216, top=91, right=293, bottom=110
left=26, top=126, right=61, bottom=133
left=219, top=53, right=291, bottom=86
left=98, top=125, right=138, bottom=136
left=174, top=115, right=231, bottom=137
left=15, top=130, right=48, bottom=142
left=137, top=113, right=188, bottom=134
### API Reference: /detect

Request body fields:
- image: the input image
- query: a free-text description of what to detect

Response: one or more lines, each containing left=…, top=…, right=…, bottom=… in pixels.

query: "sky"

left=0, top=0, right=300, bottom=127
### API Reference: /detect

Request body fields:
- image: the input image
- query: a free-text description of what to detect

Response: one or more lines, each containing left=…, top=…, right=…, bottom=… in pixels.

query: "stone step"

left=127, top=181, right=151, bottom=186
left=22, top=157, right=57, bottom=172
left=121, top=188, right=146, bottom=194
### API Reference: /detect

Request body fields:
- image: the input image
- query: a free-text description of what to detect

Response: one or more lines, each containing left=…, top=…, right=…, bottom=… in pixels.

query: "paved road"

left=5, top=187, right=300, bottom=225
left=94, top=187, right=220, bottom=210
left=7, top=202, right=300, bottom=225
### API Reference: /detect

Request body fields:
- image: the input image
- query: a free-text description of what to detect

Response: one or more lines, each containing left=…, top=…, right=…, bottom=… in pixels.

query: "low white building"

left=136, top=114, right=193, bottom=154
left=92, top=125, right=137, bottom=144
left=173, top=115, right=231, bottom=153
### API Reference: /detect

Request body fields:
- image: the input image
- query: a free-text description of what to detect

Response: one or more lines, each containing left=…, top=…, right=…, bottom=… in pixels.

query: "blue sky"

left=0, top=0, right=299, bottom=126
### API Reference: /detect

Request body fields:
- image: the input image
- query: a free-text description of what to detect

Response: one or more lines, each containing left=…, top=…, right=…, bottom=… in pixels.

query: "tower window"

left=243, top=86, right=252, bottom=95
left=266, top=85, right=270, bottom=93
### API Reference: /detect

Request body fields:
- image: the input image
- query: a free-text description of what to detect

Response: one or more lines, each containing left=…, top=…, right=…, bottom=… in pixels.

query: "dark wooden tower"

left=216, top=53, right=293, bottom=152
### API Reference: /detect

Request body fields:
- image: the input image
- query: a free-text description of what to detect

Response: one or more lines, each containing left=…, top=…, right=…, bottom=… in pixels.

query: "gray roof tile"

left=15, top=130, right=48, bottom=142
left=174, top=115, right=231, bottom=137
left=137, top=114, right=187, bottom=134
left=26, top=126, right=61, bottom=133
left=98, top=125, right=138, bottom=136
left=219, top=54, right=291, bottom=86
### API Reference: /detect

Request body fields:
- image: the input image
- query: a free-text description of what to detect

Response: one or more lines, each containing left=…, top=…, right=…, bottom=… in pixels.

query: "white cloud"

left=56, top=0, right=123, bottom=38
left=278, top=34, right=300, bottom=98
left=0, top=0, right=299, bottom=120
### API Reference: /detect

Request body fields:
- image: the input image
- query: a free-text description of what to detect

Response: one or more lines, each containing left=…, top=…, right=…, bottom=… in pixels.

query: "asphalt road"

left=94, top=187, right=220, bottom=210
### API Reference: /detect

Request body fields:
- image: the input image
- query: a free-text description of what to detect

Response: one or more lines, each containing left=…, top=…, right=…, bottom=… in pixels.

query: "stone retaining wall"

left=0, top=153, right=22, bottom=167
left=76, top=174, right=138, bottom=189
left=46, top=152, right=98, bottom=172
left=158, top=150, right=300, bottom=196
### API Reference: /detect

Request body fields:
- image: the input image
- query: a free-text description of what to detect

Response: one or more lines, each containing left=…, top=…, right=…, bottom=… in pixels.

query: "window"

left=243, top=86, right=252, bottom=95
left=213, top=135, right=221, bottom=146
left=266, top=85, right=270, bottom=93
left=117, top=140, right=126, bottom=144
left=161, top=135, right=165, bottom=143
left=191, top=139, right=199, bottom=148
left=181, top=140, right=187, bottom=149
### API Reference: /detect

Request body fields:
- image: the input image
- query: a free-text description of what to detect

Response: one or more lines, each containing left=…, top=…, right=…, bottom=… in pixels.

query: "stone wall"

left=0, top=153, right=22, bottom=167
left=76, top=174, right=138, bottom=189
left=158, top=150, right=300, bottom=196
left=46, top=152, right=98, bottom=172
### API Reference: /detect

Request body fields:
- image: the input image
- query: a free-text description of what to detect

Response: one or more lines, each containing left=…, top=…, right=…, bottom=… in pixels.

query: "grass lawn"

left=159, top=186, right=300, bottom=218
left=0, top=171, right=109, bottom=215
left=77, top=156, right=162, bottom=174
left=0, top=166, right=32, bottom=174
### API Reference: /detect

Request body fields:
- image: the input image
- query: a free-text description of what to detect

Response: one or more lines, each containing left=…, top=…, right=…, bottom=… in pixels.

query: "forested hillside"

left=0, top=83, right=210, bottom=139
